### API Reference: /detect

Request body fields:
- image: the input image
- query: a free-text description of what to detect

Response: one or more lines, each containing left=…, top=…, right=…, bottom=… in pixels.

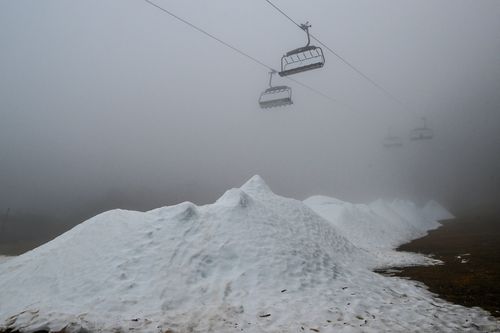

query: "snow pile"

left=305, top=196, right=444, bottom=251
left=0, top=176, right=498, bottom=332
left=423, top=200, right=455, bottom=221
left=304, top=196, right=451, bottom=267
left=0, top=256, right=11, bottom=265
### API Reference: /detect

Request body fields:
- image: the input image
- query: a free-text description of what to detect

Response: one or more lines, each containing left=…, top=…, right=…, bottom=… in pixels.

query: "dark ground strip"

left=377, top=217, right=500, bottom=317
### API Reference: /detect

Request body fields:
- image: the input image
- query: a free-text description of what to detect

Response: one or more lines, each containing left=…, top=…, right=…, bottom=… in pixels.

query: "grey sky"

left=1, top=0, right=499, bottom=220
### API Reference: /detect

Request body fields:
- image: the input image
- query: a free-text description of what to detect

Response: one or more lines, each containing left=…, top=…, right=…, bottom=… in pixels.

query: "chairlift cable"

left=286, top=76, right=338, bottom=103
left=144, top=0, right=271, bottom=71
left=309, top=37, right=404, bottom=105
left=143, top=0, right=339, bottom=104
left=263, top=0, right=303, bottom=29
left=263, top=0, right=404, bottom=105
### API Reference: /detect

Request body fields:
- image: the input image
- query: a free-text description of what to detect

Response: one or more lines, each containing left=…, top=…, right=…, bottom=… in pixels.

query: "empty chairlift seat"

left=410, top=117, right=434, bottom=141
left=279, top=23, right=325, bottom=77
left=410, top=128, right=433, bottom=140
left=259, top=71, right=293, bottom=109
left=259, top=85, right=293, bottom=108
left=383, top=136, right=403, bottom=148
left=383, top=128, right=403, bottom=148
left=280, top=46, right=325, bottom=77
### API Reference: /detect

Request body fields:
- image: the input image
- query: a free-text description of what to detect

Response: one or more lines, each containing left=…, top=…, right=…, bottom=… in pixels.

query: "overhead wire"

left=263, top=0, right=404, bottom=106
left=143, top=0, right=340, bottom=105
left=144, top=0, right=272, bottom=71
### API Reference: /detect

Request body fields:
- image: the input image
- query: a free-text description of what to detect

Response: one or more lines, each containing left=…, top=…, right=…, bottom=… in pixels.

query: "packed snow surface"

left=304, top=196, right=446, bottom=267
left=0, top=176, right=498, bottom=332
left=0, top=256, right=11, bottom=265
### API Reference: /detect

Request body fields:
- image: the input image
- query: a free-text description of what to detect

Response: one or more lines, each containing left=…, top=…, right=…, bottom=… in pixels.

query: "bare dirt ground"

left=378, top=216, right=500, bottom=318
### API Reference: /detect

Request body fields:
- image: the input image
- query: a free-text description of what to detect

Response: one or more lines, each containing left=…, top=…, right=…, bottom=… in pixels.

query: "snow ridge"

left=0, top=176, right=498, bottom=333
left=423, top=200, right=455, bottom=221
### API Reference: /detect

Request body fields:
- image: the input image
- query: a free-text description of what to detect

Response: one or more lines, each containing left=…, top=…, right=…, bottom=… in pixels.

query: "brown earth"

left=378, top=217, right=500, bottom=317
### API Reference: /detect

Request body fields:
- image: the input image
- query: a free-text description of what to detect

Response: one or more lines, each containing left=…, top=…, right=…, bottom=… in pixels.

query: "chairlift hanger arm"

left=300, top=22, right=311, bottom=47
left=268, top=71, right=275, bottom=87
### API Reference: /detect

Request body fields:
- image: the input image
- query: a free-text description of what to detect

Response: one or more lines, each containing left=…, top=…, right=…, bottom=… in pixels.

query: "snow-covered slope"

left=0, top=176, right=498, bottom=332
left=0, top=256, right=11, bottom=265
left=305, top=196, right=444, bottom=251
left=304, top=196, right=448, bottom=268
left=423, top=200, right=455, bottom=221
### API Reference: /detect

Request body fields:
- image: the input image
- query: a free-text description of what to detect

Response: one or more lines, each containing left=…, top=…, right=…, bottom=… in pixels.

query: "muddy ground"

left=378, top=217, right=500, bottom=317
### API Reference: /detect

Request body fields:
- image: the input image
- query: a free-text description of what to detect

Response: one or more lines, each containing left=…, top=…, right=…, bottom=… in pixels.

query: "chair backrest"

left=259, top=86, right=293, bottom=109
left=279, top=46, right=325, bottom=77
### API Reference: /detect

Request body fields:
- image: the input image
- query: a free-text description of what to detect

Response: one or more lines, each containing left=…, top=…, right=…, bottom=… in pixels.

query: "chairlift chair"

left=383, top=136, right=403, bottom=148
left=279, top=23, right=325, bottom=77
left=259, top=71, right=293, bottom=109
left=410, top=117, right=434, bottom=141
left=383, top=128, right=403, bottom=148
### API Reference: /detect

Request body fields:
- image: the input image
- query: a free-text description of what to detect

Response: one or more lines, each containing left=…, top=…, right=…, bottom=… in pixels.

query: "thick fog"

left=1, top=0, right=500, bottom=238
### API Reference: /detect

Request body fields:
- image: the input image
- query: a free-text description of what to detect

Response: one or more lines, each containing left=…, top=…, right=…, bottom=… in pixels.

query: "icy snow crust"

left=0, top=176, right=498, bottom=332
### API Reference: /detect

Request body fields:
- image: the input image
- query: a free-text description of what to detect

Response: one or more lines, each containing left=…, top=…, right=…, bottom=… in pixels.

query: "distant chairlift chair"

left=279, top=22, right=325, bottom=77
left=259, top=71, right=293, bottom=109
left=383, top=136, right=403, bottom=148
left=383, top=128, right=403, bottom=148
left=410, top=117, right=434, bottom=141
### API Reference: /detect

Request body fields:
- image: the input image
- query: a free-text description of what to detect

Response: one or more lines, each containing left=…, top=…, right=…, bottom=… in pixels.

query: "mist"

left=1, top=0, right=500, bottom=244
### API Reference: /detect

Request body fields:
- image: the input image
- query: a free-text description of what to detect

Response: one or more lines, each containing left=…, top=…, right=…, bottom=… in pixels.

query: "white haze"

left=0, top=0, right=499, bottom=222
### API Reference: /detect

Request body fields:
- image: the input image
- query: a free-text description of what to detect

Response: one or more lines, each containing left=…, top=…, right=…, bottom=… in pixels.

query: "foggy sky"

left=1, top=0, right=500, bottom=223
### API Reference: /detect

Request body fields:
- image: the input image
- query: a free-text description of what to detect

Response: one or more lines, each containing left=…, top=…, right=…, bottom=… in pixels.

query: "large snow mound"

left=0, top=176, right=498, bottom=333
left=423, top=200, right=455, bottom=221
